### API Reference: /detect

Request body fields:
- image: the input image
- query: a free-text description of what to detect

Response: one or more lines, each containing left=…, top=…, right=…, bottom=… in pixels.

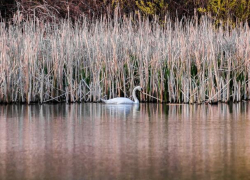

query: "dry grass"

left=0, top=15, right=250, bottom=104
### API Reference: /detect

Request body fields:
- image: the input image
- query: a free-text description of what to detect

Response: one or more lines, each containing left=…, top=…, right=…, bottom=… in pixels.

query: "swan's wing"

left=115, top=98, right=134, bottom=104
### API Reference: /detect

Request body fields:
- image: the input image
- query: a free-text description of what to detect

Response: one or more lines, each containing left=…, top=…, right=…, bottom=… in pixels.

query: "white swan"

left=101, top=86, right=143, bottom=104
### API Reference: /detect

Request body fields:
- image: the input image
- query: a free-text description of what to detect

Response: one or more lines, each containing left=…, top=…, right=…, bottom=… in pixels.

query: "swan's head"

left=135, top=86, right=143, bottom=92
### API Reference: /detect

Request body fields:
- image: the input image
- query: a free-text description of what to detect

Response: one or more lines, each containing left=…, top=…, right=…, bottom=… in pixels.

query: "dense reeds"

left=0, top=15, right=250, bottom=104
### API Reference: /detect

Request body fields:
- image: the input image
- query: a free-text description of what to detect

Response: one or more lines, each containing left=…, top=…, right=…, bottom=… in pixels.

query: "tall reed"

left=0, top=15, right=249, bottom=104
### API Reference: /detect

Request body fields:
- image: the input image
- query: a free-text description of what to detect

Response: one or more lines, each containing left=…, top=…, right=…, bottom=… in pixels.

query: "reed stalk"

left=0, top=15, right=249, bottom=103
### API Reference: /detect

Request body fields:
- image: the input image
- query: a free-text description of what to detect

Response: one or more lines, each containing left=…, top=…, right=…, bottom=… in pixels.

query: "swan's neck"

left=132, top=88, right=139, bottom=104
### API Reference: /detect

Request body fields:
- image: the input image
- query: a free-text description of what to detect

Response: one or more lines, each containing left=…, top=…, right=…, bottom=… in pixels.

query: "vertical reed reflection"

left=0, top=103, right=250, bottom=180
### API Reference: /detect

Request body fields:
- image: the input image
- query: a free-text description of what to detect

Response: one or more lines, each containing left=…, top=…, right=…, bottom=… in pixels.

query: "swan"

left=101, top=86, right=143, bottom=104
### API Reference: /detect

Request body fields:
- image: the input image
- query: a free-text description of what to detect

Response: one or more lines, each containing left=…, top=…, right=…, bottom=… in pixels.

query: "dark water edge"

left=0, top=103, right=250, bottom=180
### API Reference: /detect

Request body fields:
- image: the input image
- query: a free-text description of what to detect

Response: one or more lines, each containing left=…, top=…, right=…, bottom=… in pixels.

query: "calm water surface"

left=0, top=103, right=250, bottom=180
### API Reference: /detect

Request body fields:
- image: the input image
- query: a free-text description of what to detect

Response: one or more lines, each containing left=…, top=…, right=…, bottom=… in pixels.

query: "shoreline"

left=0, top=100, right=247, bottom=105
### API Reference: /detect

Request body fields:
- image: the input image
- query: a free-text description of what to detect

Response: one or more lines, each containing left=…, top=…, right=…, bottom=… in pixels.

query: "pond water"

left=0, top=103, right=250, bottom=180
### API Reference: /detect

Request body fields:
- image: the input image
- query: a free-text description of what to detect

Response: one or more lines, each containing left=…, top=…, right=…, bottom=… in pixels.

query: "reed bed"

left=0, top=15, right=250, bottom=104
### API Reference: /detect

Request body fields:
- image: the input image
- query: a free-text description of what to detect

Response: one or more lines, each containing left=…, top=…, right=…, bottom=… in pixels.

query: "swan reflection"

left=102, top=104, right=140, bottom=119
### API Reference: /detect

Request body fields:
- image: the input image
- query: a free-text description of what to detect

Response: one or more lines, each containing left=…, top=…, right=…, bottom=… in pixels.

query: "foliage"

left=135, top=0, right=168, bottom=17
left=0, top=0, right=249, bottom=23
left=198, top=0, right=250, bottom=23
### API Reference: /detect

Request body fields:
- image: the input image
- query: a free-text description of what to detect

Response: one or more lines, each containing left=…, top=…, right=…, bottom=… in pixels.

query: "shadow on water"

left=0, top=103, right=250, bottom=180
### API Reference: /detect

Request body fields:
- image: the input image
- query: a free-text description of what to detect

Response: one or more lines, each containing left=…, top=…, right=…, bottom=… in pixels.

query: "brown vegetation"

left=0, top=14, right=249, bottom=104
left=0, top=1, right=250, bottom=104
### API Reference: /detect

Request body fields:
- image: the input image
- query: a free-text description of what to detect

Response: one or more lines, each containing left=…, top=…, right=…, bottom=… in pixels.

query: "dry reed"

left=0, top=15, right=249, bottom=104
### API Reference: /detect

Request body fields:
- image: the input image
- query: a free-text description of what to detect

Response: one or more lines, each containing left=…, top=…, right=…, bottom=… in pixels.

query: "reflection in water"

left=103, top=104, right=140, bottom=120
left=0, top=103, right=250, bottom=180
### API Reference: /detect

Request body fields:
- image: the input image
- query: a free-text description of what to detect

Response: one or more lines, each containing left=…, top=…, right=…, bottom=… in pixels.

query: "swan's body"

left=101, top=97, right=135, bottom=104
left=101, top=86, right=143, bottom=104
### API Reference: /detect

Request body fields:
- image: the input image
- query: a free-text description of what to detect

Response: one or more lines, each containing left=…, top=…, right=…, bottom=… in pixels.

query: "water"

left=0, top=103, right=250, bottom=180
